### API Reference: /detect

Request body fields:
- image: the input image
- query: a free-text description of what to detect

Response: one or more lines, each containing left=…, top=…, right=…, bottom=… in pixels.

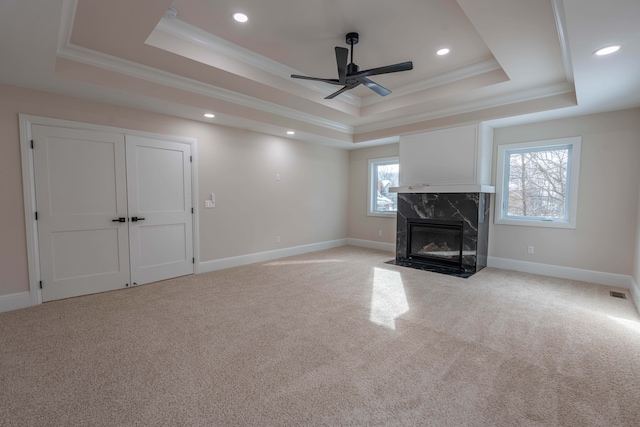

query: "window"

left=368, top=157, right=399, bottom=216
left=495, top=137, right=581, bottom=228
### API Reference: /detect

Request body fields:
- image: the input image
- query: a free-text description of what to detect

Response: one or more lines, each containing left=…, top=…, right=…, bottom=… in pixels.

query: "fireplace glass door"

left=407, top=219, right=463, bottom=268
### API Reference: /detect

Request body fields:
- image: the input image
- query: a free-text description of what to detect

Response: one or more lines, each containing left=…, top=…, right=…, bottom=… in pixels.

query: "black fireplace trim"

left=406, top=218, right=464, bottom=270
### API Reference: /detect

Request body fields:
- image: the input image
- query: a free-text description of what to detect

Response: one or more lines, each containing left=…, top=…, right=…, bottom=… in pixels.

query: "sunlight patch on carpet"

left=370, top=267, right=409, bottom=330
left=608, top=315, right=640, bottom=334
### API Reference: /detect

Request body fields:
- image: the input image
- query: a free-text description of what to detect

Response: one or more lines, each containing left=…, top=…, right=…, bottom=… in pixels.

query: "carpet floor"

left=1, top=246, right=639, bottom=426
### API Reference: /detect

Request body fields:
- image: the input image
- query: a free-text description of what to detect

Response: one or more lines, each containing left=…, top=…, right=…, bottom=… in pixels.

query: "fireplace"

left=389, top=124, right=494, bottom=277
left=391, top=192, right=490, bottom=278
left=407, top=219, right=463, bottom=269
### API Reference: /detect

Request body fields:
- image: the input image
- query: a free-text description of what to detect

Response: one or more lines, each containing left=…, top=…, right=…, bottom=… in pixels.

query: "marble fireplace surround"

left=393, top=192, right=491, bottom=277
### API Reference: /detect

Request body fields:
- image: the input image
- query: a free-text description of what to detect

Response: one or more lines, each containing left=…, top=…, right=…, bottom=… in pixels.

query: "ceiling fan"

left=291, top=32, right=413, bottom=99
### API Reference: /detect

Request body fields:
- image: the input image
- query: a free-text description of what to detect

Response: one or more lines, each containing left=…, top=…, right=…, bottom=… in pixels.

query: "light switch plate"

left=205, top=200, right=215, bottom=208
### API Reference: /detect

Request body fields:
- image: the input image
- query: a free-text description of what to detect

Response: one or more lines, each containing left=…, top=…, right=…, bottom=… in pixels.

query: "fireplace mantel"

left=389, top=184, right=495, bottom=194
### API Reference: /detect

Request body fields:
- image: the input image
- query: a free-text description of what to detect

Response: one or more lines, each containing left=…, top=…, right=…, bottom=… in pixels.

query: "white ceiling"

left=0, top=0, right=638, bottom=148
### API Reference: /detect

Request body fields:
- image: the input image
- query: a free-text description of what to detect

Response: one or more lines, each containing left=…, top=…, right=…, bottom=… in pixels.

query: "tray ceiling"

left=1, top=0, right=638, bottom=147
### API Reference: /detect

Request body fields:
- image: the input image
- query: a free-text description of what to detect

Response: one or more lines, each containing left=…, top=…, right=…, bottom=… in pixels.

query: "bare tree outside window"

left=506, top=146, right=570, bottom=219
left=496, top=137, right=580, bottom=228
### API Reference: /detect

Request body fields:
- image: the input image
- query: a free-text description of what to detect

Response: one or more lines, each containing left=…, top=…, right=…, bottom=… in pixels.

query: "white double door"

left=32, top=125, right=193, bottom=302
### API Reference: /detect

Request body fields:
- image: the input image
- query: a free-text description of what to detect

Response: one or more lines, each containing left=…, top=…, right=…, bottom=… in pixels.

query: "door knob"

left=112, top=217, right=126, bottom=223
left=131, top=216, right=146, bottom=222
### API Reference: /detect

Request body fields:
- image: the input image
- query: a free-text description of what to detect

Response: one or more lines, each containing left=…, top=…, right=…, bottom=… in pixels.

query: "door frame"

left=19, top=114, right=200, bottom=306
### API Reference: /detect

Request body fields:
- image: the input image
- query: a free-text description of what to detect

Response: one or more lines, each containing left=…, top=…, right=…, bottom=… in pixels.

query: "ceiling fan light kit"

left=291, top=32, right=413, bottom=99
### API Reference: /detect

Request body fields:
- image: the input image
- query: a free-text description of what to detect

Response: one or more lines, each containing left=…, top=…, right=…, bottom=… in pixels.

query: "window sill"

left=367, top=212, right=397, bottom=218
left=495, top=217, right=576, bottom=229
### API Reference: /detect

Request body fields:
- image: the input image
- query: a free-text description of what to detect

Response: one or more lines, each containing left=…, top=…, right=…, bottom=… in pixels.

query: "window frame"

left=494, top=136, right=581, bottom=229
left=367, top=156, right=399, bottom=217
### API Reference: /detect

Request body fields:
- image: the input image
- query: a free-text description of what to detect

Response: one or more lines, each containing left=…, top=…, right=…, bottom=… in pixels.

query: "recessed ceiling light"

left=233, top=13, right=248, bottom=23
left=436, top=48, right=450, bottom=56
left=286, top=131, right=295, bottom=135
left=204, top=113, right=215, bottom=118
left=594, top=45, right=621, bottom=56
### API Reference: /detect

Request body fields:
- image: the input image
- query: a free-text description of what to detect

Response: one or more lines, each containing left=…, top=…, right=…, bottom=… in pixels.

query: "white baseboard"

left=630, top=277, right=640, bottom=313
left=346, top=238, right=395, bottom=253
left=199, top=239, right=348, bottom=273
left=0, top=291, right=33, bottom=313
left=487, top=256, right=632, bottom=289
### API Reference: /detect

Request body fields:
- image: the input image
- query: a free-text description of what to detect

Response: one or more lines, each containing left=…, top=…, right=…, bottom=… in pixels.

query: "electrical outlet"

left=276, top=236, right=281, bottom=243
left=378, top=230, right=383, bottom=236
left=275, top=173, right=280, bottom=181
left=527, top=246, right=534, bottom=254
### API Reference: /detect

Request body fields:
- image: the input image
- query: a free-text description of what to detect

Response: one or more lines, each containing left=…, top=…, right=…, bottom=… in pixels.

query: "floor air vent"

left=609, top=291, right=627, bottom=299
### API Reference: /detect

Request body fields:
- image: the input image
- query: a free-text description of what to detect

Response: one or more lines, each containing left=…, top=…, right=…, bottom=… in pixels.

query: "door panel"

left=50, top=228, right=121, bottom=280
left=126, top=136, right=193, bottom=285
left=45, top=136, right=120, bottom=215
left=135, top=146, right=186, bottom=213
left=33, top=125, right=130, bottom=301
left=138, top=224, right=187, bottom=267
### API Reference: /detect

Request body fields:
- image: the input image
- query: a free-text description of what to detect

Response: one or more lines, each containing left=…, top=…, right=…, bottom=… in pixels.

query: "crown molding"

left=551, top=0, right=575, bottom=84
left=56, top=38, right=573, bottom=141
left=154, top=18, right=362, bottom=107
left=56, top=43, right=354, bottom=135
left=359, top=58, right=503, bottom=107
left=355, top=81, right=575, bottom=134
left=58, top=0, right=77, bottom=51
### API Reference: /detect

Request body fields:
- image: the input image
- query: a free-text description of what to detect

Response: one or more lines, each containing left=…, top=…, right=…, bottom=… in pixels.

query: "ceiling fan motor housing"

left=346, top=32, right=359, bottom=46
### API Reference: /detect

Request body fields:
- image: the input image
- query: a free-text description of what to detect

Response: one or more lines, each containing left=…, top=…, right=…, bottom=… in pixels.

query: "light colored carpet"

left=1, top=246, right=639, bottom=426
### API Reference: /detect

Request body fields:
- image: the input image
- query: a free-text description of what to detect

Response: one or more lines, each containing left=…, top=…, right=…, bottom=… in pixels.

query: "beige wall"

left=197, top=126, right=348, bottom=261
left=347, top=143, right=398, bottom=245
left=490, top=108, right=640, bottom=275
left=0, top=84, right=348, bottom=297
left=634, top=176, right=640, bottom=289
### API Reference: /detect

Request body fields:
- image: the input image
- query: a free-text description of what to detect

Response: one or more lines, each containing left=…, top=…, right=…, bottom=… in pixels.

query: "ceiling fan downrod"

left=346, top=32, right=359, bottom=74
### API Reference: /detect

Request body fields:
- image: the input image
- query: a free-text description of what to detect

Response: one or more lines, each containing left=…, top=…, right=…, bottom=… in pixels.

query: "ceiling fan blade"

left=356, top=61, right=413, bottom=77
left=361, top=77, right=391, bottom=96
left=290, top=75, right=342, bottom=85
left=335, top=47, right=348, bottom=84
left=325, top=83, right=360, bottom=99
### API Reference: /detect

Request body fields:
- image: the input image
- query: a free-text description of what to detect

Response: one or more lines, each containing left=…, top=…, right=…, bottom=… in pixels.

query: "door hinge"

left=190, top=156, right=192, bottom=163
left=35, top=212, right=38, bottom=220
left=192, top=257, right=195, bottom=264
left=31, top=140, right=34, bottom=149
left=191, top=207, right=194, bottom=214
left=39, top=281, right=42, bottom=289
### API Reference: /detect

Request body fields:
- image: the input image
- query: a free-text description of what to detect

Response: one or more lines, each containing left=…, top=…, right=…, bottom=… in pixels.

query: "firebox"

left=407, top=219, right=464, bottom=269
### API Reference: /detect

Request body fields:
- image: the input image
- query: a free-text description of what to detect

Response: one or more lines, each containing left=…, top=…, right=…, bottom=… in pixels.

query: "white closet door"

left=32, top=125, right=130, bottom=301
left=126, top=136, right=193, bottom=285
